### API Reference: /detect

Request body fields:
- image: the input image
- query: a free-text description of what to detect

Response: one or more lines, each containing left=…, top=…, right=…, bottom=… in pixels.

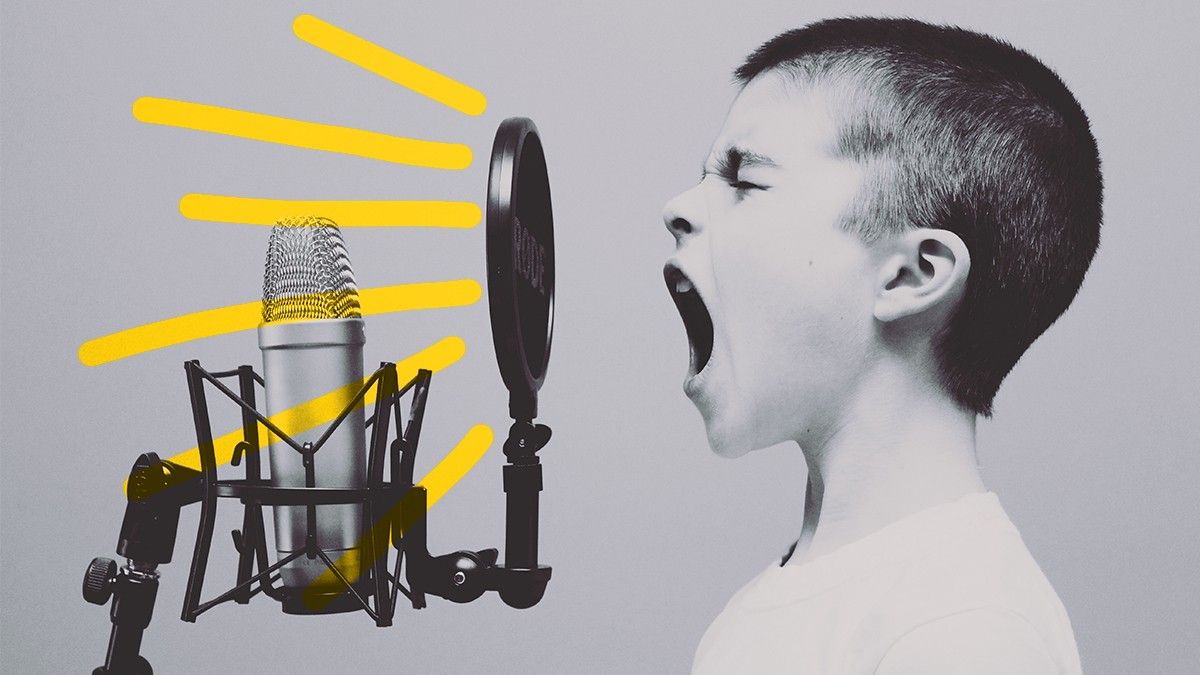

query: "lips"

left=664, top=263, right=714, bottom=376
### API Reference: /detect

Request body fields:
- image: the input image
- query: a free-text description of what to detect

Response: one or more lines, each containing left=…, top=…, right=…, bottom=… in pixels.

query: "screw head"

left=452, top=571, right=467, bottom=586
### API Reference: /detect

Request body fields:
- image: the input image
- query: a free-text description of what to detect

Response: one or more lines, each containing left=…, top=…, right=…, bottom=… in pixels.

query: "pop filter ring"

left=487, top=117, right=555, bottom=421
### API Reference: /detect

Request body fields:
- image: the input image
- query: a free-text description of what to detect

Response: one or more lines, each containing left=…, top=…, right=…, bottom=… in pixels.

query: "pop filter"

left=487, top=117, right=554, bottom=421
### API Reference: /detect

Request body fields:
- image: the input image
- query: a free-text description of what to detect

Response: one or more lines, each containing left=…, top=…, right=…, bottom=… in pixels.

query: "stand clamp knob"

left=83, top=557, right=118, bottom=605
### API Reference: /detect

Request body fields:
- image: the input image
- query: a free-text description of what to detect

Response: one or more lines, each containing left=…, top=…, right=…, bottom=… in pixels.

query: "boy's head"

left=663, top=18, right=1102, bottom=457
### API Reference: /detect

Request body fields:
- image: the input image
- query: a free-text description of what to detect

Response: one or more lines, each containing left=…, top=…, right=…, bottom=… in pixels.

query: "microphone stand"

left=83, top=453, right=203, bottom=675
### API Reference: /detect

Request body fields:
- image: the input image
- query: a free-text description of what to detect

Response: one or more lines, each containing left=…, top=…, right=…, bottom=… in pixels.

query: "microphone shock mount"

left=83, top=361, right=552, bottom=674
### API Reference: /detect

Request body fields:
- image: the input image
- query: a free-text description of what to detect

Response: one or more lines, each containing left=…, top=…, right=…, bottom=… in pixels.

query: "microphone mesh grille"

left=262, top=217, right=362, bottom=323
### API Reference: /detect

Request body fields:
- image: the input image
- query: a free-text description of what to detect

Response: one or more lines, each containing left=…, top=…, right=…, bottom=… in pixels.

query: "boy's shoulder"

left=693, top=493, right=1081, bottom=674
left=851, top=493, right=1080, bottom=672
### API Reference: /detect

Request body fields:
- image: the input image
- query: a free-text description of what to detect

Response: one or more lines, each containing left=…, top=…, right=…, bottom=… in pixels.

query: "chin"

left=698, top=404, right=759, bottom=459
left=705, top=431, right=754, bottom=458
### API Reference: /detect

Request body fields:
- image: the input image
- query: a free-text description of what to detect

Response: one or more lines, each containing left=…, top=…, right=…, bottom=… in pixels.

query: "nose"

left=662, top=184, right=705, bottom=244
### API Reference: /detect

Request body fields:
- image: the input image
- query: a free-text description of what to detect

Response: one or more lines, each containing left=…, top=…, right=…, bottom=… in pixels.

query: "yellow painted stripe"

left=293, top=14, right=486, bottom=116
left=122, top=336, right=467, bottom=494
left=78, top=280, right=481, bottom=366
left=132, top=97, right=472, bottom=170
left=417, top=424, right=493, bottom=507
left=179, top=194, right=480, bottom=228
left=303, top=424, right=494, bottom=608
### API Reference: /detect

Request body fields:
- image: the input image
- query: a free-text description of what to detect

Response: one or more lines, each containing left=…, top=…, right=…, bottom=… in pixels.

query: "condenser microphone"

left=259, top=217, right=366, bottom=608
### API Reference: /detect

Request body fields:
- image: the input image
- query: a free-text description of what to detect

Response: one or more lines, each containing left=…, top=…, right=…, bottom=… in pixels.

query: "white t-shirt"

left=692, top=492, right=1081, bottom=674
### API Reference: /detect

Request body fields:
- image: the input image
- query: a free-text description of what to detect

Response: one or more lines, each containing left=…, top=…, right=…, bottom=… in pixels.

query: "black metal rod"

left=400, top=371, right=432, bottom=485
left=303, top=447, right=317, bottom=559
left=389, top=548, right=407, bottom=607
left=192, top=550, right=305, bottom=617
left=314, top=549, right=379, bottom=623
left=102, top=570, right=159, bottom=674
left=367, top=364, right=394, bottom=487
left=205, top=368, right=248, bottom=379
left=193, top=361, right=388, bottom=458
left=364, top=373, right=421, bottom=426
left=234, top=366, right=259, bottom=603
left=501, top=422, right=549, bottom=570
left=239, top=365, right=263, bottom=479
left=192, top=364, right=307, bottom=455
left=211, top=482, right=398, bottom=504
left=402, top=486, right=429, bottom=610
left=307, top=370, right=387, bottom=456
left=366, top=364, right=396, bottom=625
left=365, top=495, right=392, bottom=626
left=504, top=465, right=541, bottom=568
left=181, top=362, right=218, bottom=622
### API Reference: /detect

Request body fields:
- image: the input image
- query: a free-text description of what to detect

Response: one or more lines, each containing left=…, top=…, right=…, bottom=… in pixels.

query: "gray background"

left=2, top=1, right=1197, bottom=673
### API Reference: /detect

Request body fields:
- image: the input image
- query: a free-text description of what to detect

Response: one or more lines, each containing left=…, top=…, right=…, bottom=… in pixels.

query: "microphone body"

left=258, top=218, right=366, bottom=596
left=259, top=318, right=365, bottom=589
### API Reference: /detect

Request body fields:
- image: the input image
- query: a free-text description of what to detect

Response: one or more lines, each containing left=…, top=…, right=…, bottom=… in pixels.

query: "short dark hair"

left=737, top=17, right=1103, bottom=415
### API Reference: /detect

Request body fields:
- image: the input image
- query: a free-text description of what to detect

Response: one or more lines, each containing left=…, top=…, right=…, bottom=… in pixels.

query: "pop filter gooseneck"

left=486, top=117, right=555, bottom=608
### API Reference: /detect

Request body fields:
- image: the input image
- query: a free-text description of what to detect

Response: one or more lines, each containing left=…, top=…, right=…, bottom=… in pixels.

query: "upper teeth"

left=675, top=277, right=693, bottom=293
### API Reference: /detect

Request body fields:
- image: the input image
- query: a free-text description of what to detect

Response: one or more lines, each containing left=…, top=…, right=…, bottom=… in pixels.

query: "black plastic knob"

left=83, top=557, right=117, bottom=605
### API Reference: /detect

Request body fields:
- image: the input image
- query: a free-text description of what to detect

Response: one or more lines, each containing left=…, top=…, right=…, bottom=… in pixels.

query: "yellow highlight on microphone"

left=78, top=280, right=481, bottom=367
left=293, top=14, right=487, bottom=116
left=179, top=194, right=481, bottom=228
left=132, top=97, right=472, bottom=170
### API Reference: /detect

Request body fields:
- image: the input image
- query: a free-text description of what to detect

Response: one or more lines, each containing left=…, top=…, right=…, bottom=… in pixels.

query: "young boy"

left=662, top=18, right=1100, bottom=674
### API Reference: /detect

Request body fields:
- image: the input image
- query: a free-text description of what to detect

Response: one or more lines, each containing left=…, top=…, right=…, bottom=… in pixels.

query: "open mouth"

left=664, top=263, right=714, bottom=376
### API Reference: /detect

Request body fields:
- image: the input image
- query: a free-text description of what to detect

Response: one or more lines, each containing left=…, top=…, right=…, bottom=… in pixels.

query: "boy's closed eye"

left=729, top=179, right=767, bottom=192
left=704, top=145, right=777, bottom=194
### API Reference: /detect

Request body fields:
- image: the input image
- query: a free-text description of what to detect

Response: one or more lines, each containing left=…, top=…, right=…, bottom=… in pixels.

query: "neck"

left=787, top=366, right=983, bottom=566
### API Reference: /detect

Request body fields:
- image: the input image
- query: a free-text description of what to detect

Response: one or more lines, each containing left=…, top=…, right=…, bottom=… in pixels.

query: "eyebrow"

left=704, top=145, right=779, bottom=180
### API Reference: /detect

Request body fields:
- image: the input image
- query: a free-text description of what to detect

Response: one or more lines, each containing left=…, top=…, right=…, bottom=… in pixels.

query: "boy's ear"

left=873, top=228, right=971, bottom=324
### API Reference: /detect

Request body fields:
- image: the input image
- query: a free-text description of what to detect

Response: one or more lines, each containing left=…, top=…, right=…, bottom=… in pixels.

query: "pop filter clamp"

left=82, top=118, right=556, bottom=674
